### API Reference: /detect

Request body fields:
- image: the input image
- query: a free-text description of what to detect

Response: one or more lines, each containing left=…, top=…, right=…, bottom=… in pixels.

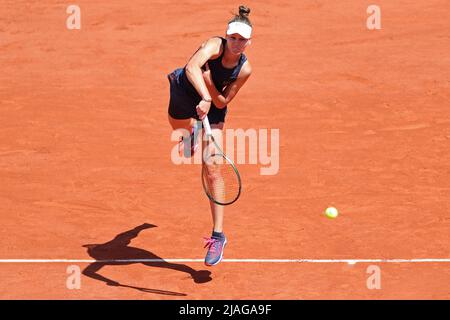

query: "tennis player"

left=167, top=5, right=253, bottom=266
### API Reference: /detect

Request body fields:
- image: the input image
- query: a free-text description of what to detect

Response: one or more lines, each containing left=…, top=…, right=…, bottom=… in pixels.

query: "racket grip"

left=196, top=105, right=212, bottom=136
left=202, top=115, right=212, bottom=137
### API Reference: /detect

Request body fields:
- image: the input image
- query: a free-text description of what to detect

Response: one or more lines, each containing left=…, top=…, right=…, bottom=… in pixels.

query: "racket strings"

left=202, top=155, right=240, bottom=204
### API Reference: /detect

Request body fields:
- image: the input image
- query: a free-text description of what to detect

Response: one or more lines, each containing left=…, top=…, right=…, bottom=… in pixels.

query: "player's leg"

left=167, top=69, right=200, bottom=156
left=202, top=122, right=227, bottom=266
left=167, top=114, right=196, bottom=131
left=168, top=114, right=199, bottom=157
left=202, top=124, right=225, bottom=232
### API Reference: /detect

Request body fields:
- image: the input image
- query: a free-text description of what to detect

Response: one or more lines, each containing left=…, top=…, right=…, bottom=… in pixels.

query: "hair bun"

left=238, top=5, right=251, bottom=18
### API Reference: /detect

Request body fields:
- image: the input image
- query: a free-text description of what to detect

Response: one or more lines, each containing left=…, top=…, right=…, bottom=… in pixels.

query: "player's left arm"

left=203, top=61, right=252, bottom=109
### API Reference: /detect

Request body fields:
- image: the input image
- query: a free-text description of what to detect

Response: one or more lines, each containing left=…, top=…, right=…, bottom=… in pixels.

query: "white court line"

left=0, top=259, right=449, bottom=264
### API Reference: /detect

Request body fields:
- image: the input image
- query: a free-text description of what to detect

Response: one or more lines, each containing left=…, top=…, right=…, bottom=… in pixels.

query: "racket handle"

left=202, top=115, right=212, bottom=137
left=196, top=105, right=212, bottom=136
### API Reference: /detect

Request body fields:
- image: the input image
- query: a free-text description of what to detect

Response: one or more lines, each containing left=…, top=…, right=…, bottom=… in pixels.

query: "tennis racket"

left=200, top=115, right=242, bottom=206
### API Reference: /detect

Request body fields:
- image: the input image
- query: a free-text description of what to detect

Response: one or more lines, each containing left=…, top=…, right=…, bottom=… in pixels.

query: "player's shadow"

left=82, top=223, right=212, bottom=296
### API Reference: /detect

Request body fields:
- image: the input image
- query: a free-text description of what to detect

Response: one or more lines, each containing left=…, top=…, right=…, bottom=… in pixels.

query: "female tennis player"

left=167, top=5, right=253, bottom=266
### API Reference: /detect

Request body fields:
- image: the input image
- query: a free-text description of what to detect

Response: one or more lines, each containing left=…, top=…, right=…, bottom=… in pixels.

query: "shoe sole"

left=205, top=238, right=227, bottom=267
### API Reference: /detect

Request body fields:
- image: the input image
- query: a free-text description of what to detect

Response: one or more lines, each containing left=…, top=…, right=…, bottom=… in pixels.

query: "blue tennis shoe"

left=203, top=233, right=227, bottom=266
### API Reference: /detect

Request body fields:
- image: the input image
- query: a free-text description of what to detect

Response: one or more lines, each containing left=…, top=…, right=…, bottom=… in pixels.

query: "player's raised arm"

left=185, top=37, right=222, bottom=102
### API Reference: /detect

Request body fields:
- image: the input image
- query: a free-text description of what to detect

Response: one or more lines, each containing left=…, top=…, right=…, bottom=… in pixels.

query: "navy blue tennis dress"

left=167, top=37, right=248, bottom=124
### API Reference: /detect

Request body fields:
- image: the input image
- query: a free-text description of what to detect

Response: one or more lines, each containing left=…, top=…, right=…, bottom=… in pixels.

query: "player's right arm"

left=185, top=37, right=222, bottom=119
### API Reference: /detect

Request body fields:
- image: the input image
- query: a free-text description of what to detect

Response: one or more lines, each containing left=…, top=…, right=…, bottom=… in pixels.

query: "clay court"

left=1, top=0, right=449, bottom=299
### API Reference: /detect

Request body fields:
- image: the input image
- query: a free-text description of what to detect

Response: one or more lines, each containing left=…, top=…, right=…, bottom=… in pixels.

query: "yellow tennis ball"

left=325, top=207, right=339, bottom=219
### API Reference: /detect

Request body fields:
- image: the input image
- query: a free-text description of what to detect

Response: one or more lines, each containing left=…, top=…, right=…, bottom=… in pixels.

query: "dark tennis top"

left=179, top=36, right=248, bottom=104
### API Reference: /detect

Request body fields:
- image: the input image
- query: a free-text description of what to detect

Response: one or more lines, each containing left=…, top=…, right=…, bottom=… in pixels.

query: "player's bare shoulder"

left=200, top=37, right=223, bottom=58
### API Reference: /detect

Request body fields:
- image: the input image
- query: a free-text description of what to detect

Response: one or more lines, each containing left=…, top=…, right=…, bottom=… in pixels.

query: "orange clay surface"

left=0, top=0, right=449, bottom=299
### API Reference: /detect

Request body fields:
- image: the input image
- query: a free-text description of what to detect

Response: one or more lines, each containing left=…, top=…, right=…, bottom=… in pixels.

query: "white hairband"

left=226, top=21, right=252, bottom=39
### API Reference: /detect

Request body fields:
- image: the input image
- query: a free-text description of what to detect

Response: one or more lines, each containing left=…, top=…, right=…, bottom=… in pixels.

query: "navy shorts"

left=167, top=69, right=227, bottom=125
